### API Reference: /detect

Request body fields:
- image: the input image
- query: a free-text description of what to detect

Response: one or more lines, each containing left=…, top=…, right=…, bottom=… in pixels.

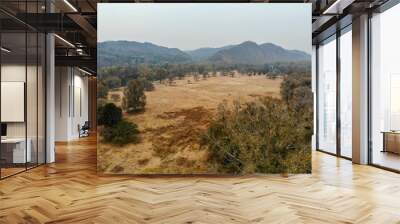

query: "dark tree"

left=101, top=120, right=140, bottom=146
left=123, top=79, right=146, bottom=113
left=97, top=103, right=122, bottom=127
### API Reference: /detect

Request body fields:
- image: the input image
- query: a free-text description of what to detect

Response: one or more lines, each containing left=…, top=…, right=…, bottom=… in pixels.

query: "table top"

left=1, top=138, right=30, bottom=143
left=381, top=131, right=400, bottom=134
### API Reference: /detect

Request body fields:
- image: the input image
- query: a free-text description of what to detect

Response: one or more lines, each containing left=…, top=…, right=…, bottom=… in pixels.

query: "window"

left=339, top=27, right=352, bottom=158
left=370, top=3, right=400, bottom=171
left=317, top=36, right=337, bottom=154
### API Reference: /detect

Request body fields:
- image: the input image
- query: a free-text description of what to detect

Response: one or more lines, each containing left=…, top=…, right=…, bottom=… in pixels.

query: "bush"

left=280, top=73, right=311, bottom=105
left=97, top=98, right=108, bottom=108
left=101, top=120, right=140, bottom=146
left=97, top=103, right=122, bottom=127
left=201, top=98, right=312, bottom=174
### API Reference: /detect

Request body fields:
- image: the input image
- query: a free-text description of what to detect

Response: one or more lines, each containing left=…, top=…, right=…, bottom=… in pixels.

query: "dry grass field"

left=98, top=74, right=283, bottom=174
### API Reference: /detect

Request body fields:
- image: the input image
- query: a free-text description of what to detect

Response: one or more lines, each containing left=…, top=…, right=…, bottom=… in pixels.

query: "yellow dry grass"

left=98, top=74, right=282, bottom=174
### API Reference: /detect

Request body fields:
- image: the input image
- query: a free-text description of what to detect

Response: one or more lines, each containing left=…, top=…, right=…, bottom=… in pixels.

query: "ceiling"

left=0, top=0, right=392, bottom=74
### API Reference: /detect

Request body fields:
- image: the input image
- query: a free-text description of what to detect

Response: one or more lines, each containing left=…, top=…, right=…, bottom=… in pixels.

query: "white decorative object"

left=1, top=82, right=25, bottom=122
left=1, top=138, right=32, bottom=163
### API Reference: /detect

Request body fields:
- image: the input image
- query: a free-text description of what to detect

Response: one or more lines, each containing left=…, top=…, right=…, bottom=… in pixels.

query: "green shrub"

left=97, top=108, right=104, bottom=126
left=201, top=98, right=312, bottom=174
left=97, top=103, right=122, bottom=127
left=101, top=120, right=140, bottom=146
left=280, top=73, right=312, bottom=106
left=97, top=98, right=108, bottom=108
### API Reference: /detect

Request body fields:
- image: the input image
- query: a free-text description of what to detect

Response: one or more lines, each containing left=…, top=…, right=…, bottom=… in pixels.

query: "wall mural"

left=97, top=3, right=312, bottom=174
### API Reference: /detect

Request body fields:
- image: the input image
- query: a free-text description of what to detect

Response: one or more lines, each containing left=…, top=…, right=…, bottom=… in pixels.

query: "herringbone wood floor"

left=1, top=136, right=400, bottom=224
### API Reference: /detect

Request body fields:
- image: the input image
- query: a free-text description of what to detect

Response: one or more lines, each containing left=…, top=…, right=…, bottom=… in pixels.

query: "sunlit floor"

left=372, top=150, right=400, bottom=171
left=0, top=167, right=25, bottom=178
left=0, top=162, right=44, bottom=179
left=0, top=136, right=400, bottom=223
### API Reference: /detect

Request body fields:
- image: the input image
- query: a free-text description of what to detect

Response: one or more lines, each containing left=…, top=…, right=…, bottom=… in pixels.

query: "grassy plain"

left=98, top=74, right=282, bottom=174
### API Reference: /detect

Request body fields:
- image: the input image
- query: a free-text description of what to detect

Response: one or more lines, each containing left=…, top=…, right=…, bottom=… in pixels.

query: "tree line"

left=98, top=61, right=311, bottom=95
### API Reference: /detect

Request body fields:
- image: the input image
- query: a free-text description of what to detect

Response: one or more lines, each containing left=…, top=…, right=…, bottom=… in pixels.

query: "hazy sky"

left=98, top=4, right=311, bottom=53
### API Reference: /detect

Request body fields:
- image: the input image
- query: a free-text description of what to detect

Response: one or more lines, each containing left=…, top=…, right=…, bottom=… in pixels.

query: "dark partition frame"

left=315, top=23, right=353, bottom=161
left=0, top=0, right=47, bottom=180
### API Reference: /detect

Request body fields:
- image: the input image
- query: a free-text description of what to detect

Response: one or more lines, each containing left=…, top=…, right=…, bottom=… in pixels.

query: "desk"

left=382, top=131, right=400, bottom=154
left=1, top=138, right=31, bottom=163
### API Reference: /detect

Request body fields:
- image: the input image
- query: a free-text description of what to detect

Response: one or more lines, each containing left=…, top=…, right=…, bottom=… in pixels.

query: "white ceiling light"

left=63, top=0, right=78, bottom=12
left=323, top=0, right=342, bottom=14
left=1, top=47, right=11, bottom=53
left=323, top=0, right=354, bottom=15
left=78, top=67, right=92, bottom=76
left=54, top=34, right=75, bottom=48
left=76, top=48, right=85, bottom=55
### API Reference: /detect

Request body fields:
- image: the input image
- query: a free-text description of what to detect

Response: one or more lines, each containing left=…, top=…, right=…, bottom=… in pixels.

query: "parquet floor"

left=1, top=135, right=400, bottom=223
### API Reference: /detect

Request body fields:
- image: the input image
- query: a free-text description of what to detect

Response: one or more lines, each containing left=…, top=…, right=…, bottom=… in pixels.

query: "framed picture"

left=97, top=3, right=312, bottom=174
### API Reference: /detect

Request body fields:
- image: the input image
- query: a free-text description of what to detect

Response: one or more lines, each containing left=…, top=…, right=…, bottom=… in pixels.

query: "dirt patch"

left=138, top=158, right=150, bottom=166
left=157, top=106, right=213, bottom=122
left=111, top=165, right=124, bottom=173
left=151, top=106, right=213, bottom=158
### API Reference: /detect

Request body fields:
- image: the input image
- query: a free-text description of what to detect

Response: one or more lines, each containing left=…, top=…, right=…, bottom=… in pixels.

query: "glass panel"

left=318, top=36, right=337, bottom=154
left=340, top=29, right=352, bottom=158
left=26, top=0, right=39, bottom=169
left=312, top=46, right=317, bottom=151
left=371, top=4, right=400, bottom=171
left=38, top=33, right=45, bottom=165
left=1, top=31, right=27, bottom=177
left=27, top=31, right=38, bottom=169
left=0, top=1, right=46, bottom=178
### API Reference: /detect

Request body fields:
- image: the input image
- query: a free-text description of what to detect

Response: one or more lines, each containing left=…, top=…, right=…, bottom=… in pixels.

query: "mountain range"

left=98, top=41, right=310, bottom=67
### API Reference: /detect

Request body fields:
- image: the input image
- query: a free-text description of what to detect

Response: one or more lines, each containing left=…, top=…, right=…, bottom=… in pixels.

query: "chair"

left=79, top=121, right=90, bottom=138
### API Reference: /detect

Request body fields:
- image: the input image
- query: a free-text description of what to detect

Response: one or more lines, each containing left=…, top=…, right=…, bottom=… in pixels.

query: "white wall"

left=1, top=63, right=46, bottom=164
left=55, top=67, right=89, bottom=141
left=72, top=73, right=89, bottom=138
left=55, top=67, right=69, bottom=141
left=1, top=65, right=26, bottom=138
left=1, top=65, right=42, bottom=138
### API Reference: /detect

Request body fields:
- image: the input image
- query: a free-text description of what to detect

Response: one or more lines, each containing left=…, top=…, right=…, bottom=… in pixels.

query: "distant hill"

left=98, top=41, right=310, bottom=67
left=98, top=41, right=192, bottom=67
left=209, top=41, right=310, bottom=65
left=185, top=45, right=234, bottom=61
